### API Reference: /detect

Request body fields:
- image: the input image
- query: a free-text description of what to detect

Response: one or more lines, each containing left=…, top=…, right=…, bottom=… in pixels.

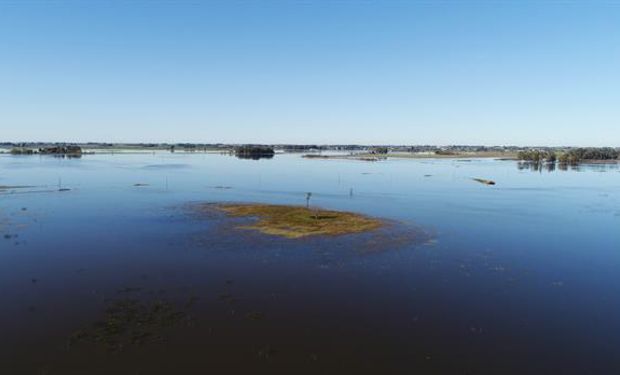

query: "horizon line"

left=2, top=141, right=619, bottom=149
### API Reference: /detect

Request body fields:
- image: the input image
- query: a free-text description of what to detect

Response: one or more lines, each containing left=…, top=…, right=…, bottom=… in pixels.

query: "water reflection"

left=518, top=161, right=618, bottom=172
left=235, top=154, right=275, bottom=160
left=518, top=161, right=557, bottom=172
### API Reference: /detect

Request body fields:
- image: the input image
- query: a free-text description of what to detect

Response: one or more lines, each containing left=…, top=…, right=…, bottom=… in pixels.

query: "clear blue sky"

left=1, top=1, right=619, bottom=146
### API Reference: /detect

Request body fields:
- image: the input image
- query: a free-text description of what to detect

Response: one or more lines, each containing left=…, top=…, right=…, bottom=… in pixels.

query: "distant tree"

left=517, top=149, right=557, bottom=163
left=558, top=148, right=618, bottom=164
left=235, top=145, right=275, bottom=160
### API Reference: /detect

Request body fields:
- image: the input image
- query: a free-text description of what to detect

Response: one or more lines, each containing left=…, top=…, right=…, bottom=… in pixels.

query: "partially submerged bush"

left=517, top=150, right=557, bottom=162
left=39, top=145, right=82, bottom=156
left=234, top=145, right=275, bottom=160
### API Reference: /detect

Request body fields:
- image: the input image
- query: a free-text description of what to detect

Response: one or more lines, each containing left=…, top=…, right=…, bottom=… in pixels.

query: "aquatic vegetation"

left=117, top=286, right=143, bottom=294
left=188, top=202, right=430, bottom=254
left=217, top=293, right=237, bottom=305
left=257, top=344, right=276, bottom=360
left=208, top=203, right=384, bottom=239
left=245, top=311, right=265, bottom=321
left=184, top=296, right=200, bottom=308
left=68, top=298, right=188, bottom=352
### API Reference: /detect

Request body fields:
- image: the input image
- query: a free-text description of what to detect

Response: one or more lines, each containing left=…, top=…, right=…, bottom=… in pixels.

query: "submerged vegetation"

left=206, top=203, right=384, bottom=238
left=69, top=298, right=188, bottom=352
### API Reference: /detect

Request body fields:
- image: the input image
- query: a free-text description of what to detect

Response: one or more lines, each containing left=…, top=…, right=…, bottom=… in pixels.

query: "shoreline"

left=303, top=151, right=520, bottom=161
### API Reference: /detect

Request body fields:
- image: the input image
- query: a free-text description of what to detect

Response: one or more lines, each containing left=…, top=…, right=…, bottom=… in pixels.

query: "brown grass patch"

left=210, top=203, right=384, bottom=239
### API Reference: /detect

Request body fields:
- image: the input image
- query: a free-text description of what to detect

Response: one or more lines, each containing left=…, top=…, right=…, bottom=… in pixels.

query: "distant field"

left=303, top=151, right=519, bottom=161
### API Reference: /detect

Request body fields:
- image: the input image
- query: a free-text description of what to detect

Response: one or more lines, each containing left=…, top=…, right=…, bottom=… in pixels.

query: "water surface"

left=1, top=153, right=619, bottom=374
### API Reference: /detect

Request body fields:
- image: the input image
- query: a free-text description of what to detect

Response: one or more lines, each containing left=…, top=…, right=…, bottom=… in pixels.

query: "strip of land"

left=303, top=151, right=518, bottom=161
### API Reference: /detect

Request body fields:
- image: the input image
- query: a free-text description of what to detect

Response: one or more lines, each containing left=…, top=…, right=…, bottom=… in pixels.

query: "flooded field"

left=1, top=152, right=619, bottom=374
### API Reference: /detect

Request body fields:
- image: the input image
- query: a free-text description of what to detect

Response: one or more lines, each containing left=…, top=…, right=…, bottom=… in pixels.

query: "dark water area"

left=1, top=153, right=619, bottom=374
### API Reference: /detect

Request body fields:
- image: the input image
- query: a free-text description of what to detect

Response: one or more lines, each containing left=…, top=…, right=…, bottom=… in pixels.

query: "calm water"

left=1, top=152, right=619, bottom=374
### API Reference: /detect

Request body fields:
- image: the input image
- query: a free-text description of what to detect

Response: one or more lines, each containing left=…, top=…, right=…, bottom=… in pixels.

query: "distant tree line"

left=279, top=145, right=322, bottom=152
left=518, top=148, right=618, bottom=164
left=10, top=145, right=82, bottom=156
left=370, top=147, right=389, bottom=154
left=558, top=148, right=618, bottom=164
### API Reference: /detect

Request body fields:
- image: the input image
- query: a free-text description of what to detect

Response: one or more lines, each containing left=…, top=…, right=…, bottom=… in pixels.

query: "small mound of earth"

left=194, top=203, right=383, bottom=239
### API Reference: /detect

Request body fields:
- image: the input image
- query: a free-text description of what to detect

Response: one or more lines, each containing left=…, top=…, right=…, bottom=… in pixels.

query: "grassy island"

left=209, top=203, right=384, bottom=238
